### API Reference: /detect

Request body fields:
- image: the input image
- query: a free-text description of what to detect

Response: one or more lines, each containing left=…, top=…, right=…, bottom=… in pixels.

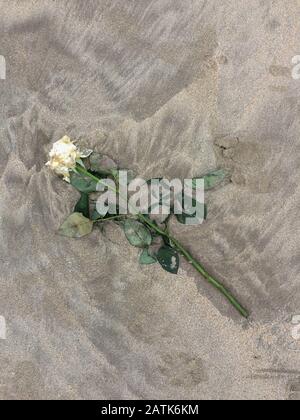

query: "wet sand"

left=0, top=0, right=300, bottom=400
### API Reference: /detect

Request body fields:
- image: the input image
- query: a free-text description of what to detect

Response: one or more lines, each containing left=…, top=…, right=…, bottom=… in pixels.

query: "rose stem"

left=76, top=165, right=249, bottom=318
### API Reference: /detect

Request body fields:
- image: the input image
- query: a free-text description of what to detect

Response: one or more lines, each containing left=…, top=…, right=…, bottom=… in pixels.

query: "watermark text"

left=0, top=316, right=6, bottom=339
left=95, top=172, right=205, bottom=225
left=0, top=55, right=6, bottom=80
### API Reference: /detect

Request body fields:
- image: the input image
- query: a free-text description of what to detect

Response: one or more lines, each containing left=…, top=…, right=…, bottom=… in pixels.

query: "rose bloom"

left=46, top=136, right=81, bottom=182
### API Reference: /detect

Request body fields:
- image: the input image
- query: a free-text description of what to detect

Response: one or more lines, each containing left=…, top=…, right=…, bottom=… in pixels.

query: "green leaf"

left=194, top=169, right=228, bottom=191
left=91, top=209, right=121, bottom=221
left=74, top=193, right=89, bottom=218
left=58, top=213, right=93, bottom=238
left=156, top=246, right=179, bottom=274
left=80, top=148, right=93, bottom=158
left=176, top=202, right=207, bottom=225
left=140, top=215, right=162, bottom=237
left=70, top=172, right=98, bottom=193
left=139, top=248, right=157, bottom=265
left=91, top=209, right=101, bottom=221
left=110, top=168, right=119, bottom=180
left=76, top=158, right=86, bottom=168
left=124, top=219, right=152, bottom=248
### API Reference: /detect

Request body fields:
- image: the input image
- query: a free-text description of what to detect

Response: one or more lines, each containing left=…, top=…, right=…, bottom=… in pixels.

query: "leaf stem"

left=171, top=237, right=248, bottom=317
left=75, top=165, right=249, bottom=318
left=138, top=213, right=248, bottom=318
left=76, top=166, right=117, bottom=192
left=93, top=215, right=128, bottom=223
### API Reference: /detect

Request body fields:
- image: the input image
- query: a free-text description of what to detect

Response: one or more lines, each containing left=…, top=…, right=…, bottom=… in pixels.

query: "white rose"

left=46, top=136, right=82, bottom=182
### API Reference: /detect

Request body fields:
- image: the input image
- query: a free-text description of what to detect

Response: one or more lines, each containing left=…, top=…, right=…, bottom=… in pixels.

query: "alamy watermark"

left=292, top=56, right=300, bottom=80
left=0, top=55, right=6, bottom=80
left=0, top=316, right=6, bottom=339
left=291, top=315, right=300, bottom=340
left=94, top=171, right=205, bottom=225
